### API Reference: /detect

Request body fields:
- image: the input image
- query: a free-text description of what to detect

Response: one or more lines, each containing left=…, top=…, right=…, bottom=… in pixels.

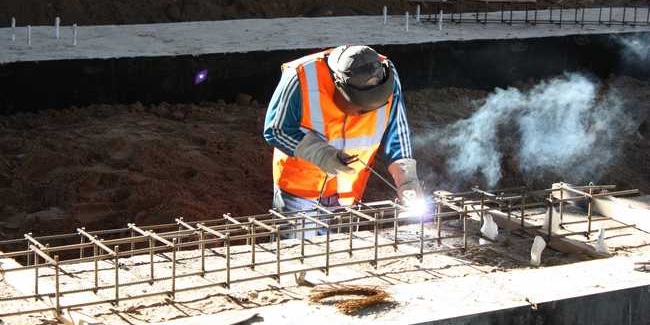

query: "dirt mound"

left=0, top=99, right=272, bottom=237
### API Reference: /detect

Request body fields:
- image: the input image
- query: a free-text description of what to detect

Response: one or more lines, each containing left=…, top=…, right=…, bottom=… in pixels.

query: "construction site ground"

left=0, top=5, right=649, bottom=323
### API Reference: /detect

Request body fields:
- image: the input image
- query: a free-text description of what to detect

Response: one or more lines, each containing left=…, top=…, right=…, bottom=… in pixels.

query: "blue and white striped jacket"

left=263, top=63, right=413, bottom=164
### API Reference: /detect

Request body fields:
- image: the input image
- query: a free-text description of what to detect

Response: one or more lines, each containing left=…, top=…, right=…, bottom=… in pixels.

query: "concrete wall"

left=0, top=32, right=648, bottom=114
left=427, top=284, right=650, bottom=325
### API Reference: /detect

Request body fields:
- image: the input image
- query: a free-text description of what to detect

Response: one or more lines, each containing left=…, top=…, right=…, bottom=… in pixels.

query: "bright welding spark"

left=409, top=198, right=428, bottom=216
left=194, top=69, right=208, bottom=85
left=398, top=198, right=431, bottom=219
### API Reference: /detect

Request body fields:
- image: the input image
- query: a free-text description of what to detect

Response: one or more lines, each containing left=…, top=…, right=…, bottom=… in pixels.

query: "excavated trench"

left=1, top=32, right=650, bottom=113
left=0, top=31, right=648, bottom=240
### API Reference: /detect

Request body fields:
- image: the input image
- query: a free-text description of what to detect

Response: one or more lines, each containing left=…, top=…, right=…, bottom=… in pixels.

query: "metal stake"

left=26, top=234, right=32, bottom=266
left=273, top=228, right=280, bottom=283
left=93, top=245, right=99, bottom=292
left=609, top=7, right=613, bottom=26
left=80, top=233, right=85, bottom=258
left=326, top=225, right=331, bottom=275
left=599, top=6, right=603, bottom=24
left=419, top=211, right=424, bottom=262
left=462, top=206, right=468, bottom=251
left=199, top=229, right=205, bottom=276
left=393, top=205, right=398, bottom=251
left=114, top=246, right=119, bottom=306
left=250, top=223, right=256, bottom=270
left=54, top=255, right=60, bottom=315
left=72, top=23, right=77, bottom=46
left=11, top=17, right=15, bottom=41
left=436, top=200, right=442, bottom=245
left=149, top=237, right=154, bottom=284
left=506, top=202, right=512, bottom=235
left=300, top=215, right=305, bottom=262
left=480, top=193, right=485, bottom=226
left=374, top=216, right=379, bottom=268
left=586, top=188, right=593, bottom=238
left=520, top=192, right=526, bottom=228
left=550, top=6, right=554, bottom=23
left=225, top=234, right=231, bottom=288
left=171, top=238, right=176, bottom=299
left=547, top=194, right=554, bottom=240
left=559, top=187, right=564, bottom=225
left=34, top=251, right=39, bottom=300
left=348, top=213, right=354, bottom=256
left=130, top=229, right=135, bottom=257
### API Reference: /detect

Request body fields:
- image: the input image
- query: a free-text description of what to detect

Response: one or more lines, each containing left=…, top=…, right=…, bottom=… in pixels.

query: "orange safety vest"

left=273, top=50, right=393, bottom=205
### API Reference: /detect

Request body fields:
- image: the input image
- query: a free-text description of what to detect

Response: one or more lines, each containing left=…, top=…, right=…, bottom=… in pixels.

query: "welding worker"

left=263, top=45, right=422, bottom=237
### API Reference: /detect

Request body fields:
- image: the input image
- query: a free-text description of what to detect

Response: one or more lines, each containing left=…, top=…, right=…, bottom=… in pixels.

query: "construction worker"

left=263, top=45, right=422, bottom=236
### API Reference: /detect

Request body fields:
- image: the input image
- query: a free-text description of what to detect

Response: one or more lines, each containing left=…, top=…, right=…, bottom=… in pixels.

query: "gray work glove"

left=388, top=158, right=423, bottom=206
left=294, top=132, right=355, bottom=175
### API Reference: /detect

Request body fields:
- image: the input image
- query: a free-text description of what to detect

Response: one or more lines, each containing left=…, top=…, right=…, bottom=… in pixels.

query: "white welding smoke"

left=616, top=33, right=650, bottom=62
left=436, top=73, right=637, bottom=188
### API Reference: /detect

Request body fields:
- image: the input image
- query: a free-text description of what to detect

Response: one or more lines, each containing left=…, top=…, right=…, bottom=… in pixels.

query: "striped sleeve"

left=380, top=63, right=413, bottom=163
left=263, top=68, right=305, bottom=156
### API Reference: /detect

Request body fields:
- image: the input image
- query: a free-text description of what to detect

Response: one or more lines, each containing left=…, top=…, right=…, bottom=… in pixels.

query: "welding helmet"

left=327, top=45, right=394, bottom=113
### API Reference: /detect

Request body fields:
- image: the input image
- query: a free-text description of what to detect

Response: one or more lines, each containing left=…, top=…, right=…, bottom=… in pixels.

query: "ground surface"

left=0, top=77, right=648, bottom=239
left=1, top=0, right=648, bottom=26
left=6, top=10, right=650, bottom=64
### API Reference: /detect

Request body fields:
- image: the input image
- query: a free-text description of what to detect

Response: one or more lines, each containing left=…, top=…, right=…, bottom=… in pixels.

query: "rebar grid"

left=416, top=4, right=650, bottom=27
left=0, top=183, right=641, bottom=318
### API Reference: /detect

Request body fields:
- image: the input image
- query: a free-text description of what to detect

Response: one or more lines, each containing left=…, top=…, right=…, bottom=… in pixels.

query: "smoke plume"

left=616, top=33, right=650, bottom=62
left=422, top=73, right=638, bottom=189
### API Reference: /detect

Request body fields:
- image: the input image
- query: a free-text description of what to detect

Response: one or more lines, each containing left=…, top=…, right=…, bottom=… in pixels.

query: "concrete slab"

left=171, top=253, right=650, bottom=324
left=1, top=8, right=649, bottom=63
left=593, top=195, right=650, bottom=233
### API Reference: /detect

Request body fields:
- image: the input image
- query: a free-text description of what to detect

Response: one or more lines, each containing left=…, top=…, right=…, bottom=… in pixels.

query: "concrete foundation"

left=0, top=13, right=649, bottom=114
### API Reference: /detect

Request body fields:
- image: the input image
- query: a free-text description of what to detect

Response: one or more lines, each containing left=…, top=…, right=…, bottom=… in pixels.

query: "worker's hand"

left=397, top=180, right=423, bottom=206
left=295, top=132, right=355, bottom=175
left=388, top=158, right=423, bottom=206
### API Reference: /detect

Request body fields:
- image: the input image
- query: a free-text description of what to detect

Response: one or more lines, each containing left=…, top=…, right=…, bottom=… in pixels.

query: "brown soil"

left=0, top=78, right=648, bottom=240
left=0, top=99, right=272, bottom=238
left=1, top=0, right=648, bottom=26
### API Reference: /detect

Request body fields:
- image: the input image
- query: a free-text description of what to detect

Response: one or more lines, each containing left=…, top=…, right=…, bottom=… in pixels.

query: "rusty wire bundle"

left=309, top=285, right=391, bottom=315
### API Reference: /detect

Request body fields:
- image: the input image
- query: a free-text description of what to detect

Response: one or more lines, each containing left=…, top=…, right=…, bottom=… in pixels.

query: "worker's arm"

left=380, top=63, right=422, bottom=204
left=264, top=68, right=355, bottom=175
left=263, top=69, right=306, bottom=156
left=380, top=63, right=413, bottom=163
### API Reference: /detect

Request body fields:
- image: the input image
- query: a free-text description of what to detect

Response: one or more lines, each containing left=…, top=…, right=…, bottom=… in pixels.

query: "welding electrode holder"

left=336, top=152, right=359, bottom=165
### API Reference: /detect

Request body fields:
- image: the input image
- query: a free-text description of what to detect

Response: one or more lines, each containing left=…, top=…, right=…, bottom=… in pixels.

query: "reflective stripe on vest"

left=273, top=50, right=393, bottom=204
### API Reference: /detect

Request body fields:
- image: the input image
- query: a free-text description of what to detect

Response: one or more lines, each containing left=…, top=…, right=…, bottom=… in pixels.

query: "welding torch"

left=337, top=153, right=398, bottom=192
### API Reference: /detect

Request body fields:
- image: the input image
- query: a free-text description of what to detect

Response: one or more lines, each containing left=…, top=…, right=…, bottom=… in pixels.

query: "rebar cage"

left=0, top=182, right=642, bottom=317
